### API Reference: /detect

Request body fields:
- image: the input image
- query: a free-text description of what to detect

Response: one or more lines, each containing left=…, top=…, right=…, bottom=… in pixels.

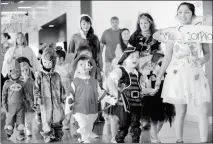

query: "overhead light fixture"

left=48, top=25, right=54, bottom=27
left=1, top=11, right=27, bottom=14
left=18, top=1, right=24, bottom=3
left=18, top=6, right=32, bottom=9
left=1, top=3, right=8, bottom=5
left=35, top=6, right=48, bottom=9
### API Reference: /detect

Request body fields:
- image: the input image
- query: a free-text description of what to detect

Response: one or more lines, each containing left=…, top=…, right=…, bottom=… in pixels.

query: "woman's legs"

left=157, top=121, right=164, bottom=134
left=174, top=104, right=187, bottom=142
left=195, top=103, right=209, bottom=142
left=150, top=123, right=160, bottom=141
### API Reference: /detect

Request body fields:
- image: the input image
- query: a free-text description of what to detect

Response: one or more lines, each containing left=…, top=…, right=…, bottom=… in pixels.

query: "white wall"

left=28, top=1, right=81, bottom=56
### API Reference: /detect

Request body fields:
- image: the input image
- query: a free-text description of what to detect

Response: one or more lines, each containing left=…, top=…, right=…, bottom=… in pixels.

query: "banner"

left=153, top=15, right=212, bottom=44
left=153, top=25, right=212, bottom=43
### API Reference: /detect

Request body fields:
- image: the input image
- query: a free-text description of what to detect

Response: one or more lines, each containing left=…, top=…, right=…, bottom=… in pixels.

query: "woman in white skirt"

left=155, top=2, right=211, bottom=143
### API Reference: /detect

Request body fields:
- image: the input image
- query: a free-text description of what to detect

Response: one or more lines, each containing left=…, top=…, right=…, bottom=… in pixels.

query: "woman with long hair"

left=67, top=14, right=103, bottom=72
left=155, top=2, right=211, bottom=143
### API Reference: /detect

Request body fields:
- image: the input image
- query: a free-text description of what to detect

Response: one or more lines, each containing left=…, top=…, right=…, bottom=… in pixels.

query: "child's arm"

left=64, top=82, right=75, bottom=115
left=33, top=72, right=42, bottom=105
left=22, top=83, right=34, bottom=109
left=140, top=75, right=155, bottom=95
left=2, top=81, right=9, bottom=112
left=59, top=75, right=66, bottom=104
left=107, top=68, right=122, bottom=99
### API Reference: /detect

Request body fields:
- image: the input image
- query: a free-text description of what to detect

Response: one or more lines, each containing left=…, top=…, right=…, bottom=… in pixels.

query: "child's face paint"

left=76, top=59, right=92, bottom=75
left=124, top=51, right=139, bottom=68
left=21, top=65, right=30, bottom=78
left=42, top=59, right=53, bottom=69
left=10, top=68, right=20, bottom=79
left=79, top=50, right=92, bottom=58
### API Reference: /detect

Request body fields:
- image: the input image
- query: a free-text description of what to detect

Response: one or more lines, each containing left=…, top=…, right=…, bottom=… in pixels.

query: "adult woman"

left=67, top=14, right=103, bottom=71
left=155, top=2, right=211, bottom=143
left=1, top=33, right=12, bottom=95
left=130, top=13, right=175, bottom=143
left=129, top=13, right=161, bottom=57
left=2, top=32, right=40, bottom=78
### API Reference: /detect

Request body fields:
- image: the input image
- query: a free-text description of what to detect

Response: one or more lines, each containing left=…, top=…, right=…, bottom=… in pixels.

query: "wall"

left=28, top=1, right=81, bottom=56
left=58, top=24, right=67, bottom=42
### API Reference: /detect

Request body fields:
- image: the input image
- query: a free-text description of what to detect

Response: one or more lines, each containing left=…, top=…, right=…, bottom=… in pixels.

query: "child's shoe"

left=4, top=125, right=13, bottom=139
left=89, top=132, right=99, bottom=138
left=16, top=133, right=25, bottom=141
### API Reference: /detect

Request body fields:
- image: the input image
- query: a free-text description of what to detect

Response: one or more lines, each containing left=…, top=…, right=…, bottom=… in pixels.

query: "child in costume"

left=34, top=47, right=66, bottom=143
left=17, top=57, right=37, bottom=139
left=65, top=54, right=102, bottom=143
left=2, top=59, right=34, bottom=141
left=140, top=53, right=175, bottom=143
left=107, top=46, right=143, bottom=143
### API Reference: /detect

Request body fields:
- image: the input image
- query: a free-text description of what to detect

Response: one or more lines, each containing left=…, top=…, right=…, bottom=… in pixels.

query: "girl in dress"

left=155, top=2, right=211, bottom=143
left=66, top=54, right=102, bottom=143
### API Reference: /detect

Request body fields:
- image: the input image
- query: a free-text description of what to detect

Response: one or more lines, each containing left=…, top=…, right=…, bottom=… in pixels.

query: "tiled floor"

left=1, top=112, right=212, bottom=143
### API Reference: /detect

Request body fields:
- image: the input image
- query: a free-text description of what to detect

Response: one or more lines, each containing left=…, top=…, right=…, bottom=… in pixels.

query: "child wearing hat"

left=34, top=47, right=66, bottom=143
left=107, top=46, right=143, bottom=143
left=65, top=54, right=102, bottom=143
left=16, top=57, right=37, bottom=139
left=2, top=59, right=34, bottom=141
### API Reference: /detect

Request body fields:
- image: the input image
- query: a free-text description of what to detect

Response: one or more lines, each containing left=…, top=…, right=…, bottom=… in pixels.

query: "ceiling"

left=1, top=1, right=38, bottom=17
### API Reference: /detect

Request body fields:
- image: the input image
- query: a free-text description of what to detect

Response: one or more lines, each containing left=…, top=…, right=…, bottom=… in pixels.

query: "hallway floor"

left=1, top=112, right=212, bottom=143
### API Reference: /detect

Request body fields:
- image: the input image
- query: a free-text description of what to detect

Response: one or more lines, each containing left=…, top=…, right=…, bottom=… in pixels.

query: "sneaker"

left=16, top=134, right=25, bottom=141
left=26, top=135, right=32, bottom=141
left=89, top=132, right=99, bottom=138
left=111, top=139, right=117, bottom=143
left=78, top=138, right=84, bottom=143
left=83, top=140, right=91, bottom=143
left=44, top=136, right=52, bottom=143
left=63, top=125, right=70, bottom=130
left=176, top=139, right=184, bottom=143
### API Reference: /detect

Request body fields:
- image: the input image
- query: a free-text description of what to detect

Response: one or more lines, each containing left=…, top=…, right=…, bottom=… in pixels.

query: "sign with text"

left=153, top=25, right=212, bottom=43
left=153, top=15, right=212, bottom=44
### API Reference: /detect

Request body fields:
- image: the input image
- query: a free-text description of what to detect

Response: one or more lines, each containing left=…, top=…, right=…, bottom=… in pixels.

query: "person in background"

left=2, top=32, right=40, bottom=79
left=1, top=33, right=12, bottom=99
left=100, top=16, right=121, bottom=88
left=67, top=14, right=103, bottom=73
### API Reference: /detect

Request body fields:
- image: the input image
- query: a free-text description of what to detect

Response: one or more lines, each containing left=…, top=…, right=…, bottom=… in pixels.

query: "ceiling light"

left=48, top=25, right=54, bottom=27
left=1, top=3, right=8, bottom=5
left=18, top=1, right=24, bottom=3
left=1, top=11, right=27, bottom=15
left=18, top=6, right=32, bottom=9
left=35, top=6, right=48, bottom=9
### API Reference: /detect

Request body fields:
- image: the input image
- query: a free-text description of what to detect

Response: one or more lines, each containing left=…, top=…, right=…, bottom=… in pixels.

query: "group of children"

left=2, top=39, right=174, bottom=143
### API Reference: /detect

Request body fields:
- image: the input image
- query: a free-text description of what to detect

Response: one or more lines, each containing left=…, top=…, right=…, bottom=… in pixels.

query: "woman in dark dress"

left=130, top=13, right=175, bottom=143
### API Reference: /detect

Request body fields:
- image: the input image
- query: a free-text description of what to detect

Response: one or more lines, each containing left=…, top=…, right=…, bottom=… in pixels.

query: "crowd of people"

left=0, top=2, right=211, bottom=143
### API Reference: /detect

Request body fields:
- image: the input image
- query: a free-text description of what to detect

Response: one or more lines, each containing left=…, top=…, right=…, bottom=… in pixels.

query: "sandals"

left=150, top=136, right=161, bottom=143
left=176, top=139, right=184, bottom=143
